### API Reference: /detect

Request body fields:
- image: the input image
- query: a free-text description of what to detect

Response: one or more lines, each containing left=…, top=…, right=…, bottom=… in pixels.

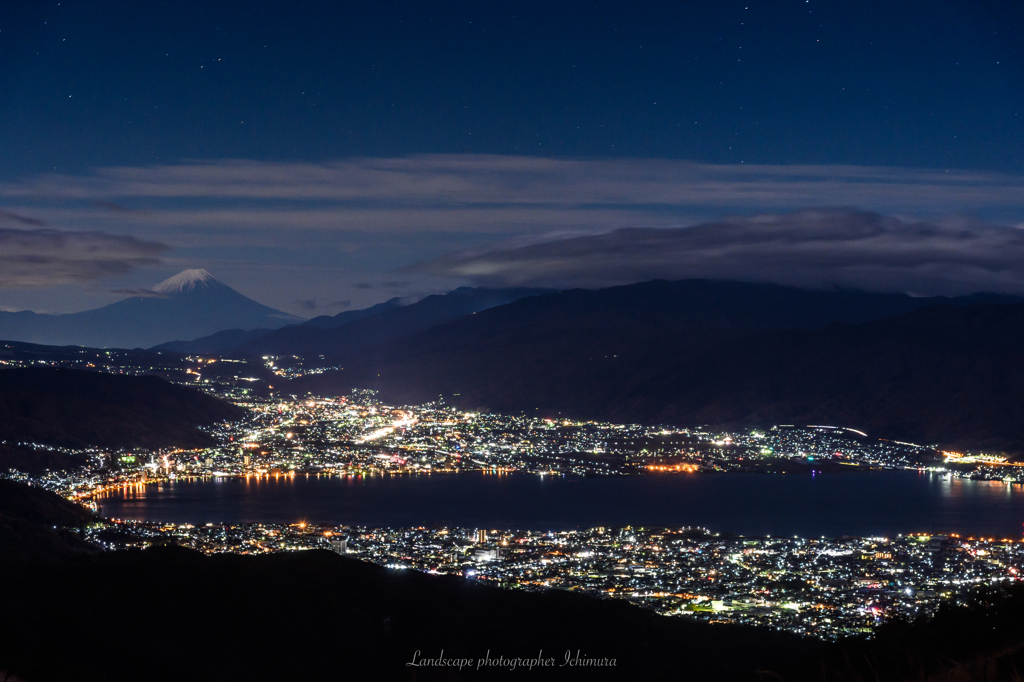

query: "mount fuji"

left=152, top=269, right=222, bottom=295
left=0, top=269, right=303, bottom=349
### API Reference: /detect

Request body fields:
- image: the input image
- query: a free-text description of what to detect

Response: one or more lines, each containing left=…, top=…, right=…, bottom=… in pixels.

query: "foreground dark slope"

left=293, top=282, right=1024, bottom=453
left=2, top=478, right=1024, bottom=682
left=0, top=545, right=814, bottom=682
left=0, top=479, right=98, bottom=561
left=0, top=367, right=245, bottom=450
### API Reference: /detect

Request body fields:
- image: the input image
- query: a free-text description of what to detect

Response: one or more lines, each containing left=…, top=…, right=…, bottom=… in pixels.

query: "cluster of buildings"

left=0, top=344, right=1014, bottom=485
left=261, top=354, right=344, bottom=379
left=11, top=386, right=1022, bottom=502
left=84, top=519, right=1022, bottom=640
left=6, top=348, right=1024, bottom=641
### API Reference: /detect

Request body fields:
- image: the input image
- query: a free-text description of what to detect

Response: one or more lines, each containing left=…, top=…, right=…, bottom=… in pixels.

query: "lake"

left=95, top=469, right=1024, bottom=538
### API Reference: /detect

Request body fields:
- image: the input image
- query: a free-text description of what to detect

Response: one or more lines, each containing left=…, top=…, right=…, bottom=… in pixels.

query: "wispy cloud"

left=3, top=156, right=1024, bottom=205
left=5, top=156, right=1024, bottom=301
left=0, top=209, right=46, bottom=227
left=0, top=227, right=169, bottom=289
left=108, top=288, right=167, bottom=298
left=287, top=297, right=353, bottom=311
left=407, top=208, right=1024, bottom=296
left=6, top=156, right=1024, bottom=241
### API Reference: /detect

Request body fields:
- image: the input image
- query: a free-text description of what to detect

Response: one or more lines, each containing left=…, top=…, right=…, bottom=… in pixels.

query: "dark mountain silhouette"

left=151, top=326, right=275, bottom=354
left=0, top=536, right=813, bottom=681
left=633, top=302, right=1024, bottom=453
left=1, top=476, right=1023, bottom=682
left=232, top=286, right=547, bottom=357
left=0, top=367, right=245, bottom=450
left=151, top=296, right=405, bottom=353
left=0, top=479, right=98, bottom=562
left=300, top=296, right=403, bottom=328
left=0, top=269, right=303, bottom=349
left=290, top=280, right=1024, bottom=453
left=0, top=479, right=95, bottom=528
left=0, top=443, right=89, bottom=475
left=0, top=340, right=278, bottom=402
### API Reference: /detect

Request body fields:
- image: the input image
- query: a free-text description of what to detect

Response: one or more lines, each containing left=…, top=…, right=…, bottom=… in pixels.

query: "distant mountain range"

left=286, top=280, right=1024, bottom=453
left=3, top=473, right=1023, bottom=682
left=155, top=286, right=546, bottom=355
left=152, top=296, right=404, bottom=354
left=0, top=269, right=303, bottom=349
left=7, top=276, right=1024, bottom=453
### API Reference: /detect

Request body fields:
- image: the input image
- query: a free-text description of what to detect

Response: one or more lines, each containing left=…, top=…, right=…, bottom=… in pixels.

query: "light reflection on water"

left=97, top=470, right=1024, bottom=538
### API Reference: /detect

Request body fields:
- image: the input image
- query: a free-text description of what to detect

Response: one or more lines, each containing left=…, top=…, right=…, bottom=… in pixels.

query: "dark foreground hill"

left=0, top=443, right=89, bottom=475
left=0, top=479, right=95, bottom=527
left=0, top=479, right=97, bottom=561
left=800, top=585, right=1024, bottom=682
left=0, top=367, right=245, bottom=451
left=0, top=545, right=817, bottom=682
left=2, top=475, right=1024, bottom=682
left=291, top=281, right=1024, bottom=454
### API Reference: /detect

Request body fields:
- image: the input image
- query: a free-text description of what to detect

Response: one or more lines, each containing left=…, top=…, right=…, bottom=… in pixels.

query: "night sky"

left=3, top=1, right=1024, bottom=314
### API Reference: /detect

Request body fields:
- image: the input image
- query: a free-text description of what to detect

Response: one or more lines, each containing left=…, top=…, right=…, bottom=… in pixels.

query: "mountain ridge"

left=287, top=280, right=1024, bottom=453
left=0, top=270, right=304, bottom=348
left=152, top=296, right=407, bottom=354
left=0, top=366, right=246, bottom=450
left=229, top=286, right=548, bottom=357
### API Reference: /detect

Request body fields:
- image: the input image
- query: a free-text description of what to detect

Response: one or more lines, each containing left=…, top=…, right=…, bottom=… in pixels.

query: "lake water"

left=95, top=470, right=1024, bottom=538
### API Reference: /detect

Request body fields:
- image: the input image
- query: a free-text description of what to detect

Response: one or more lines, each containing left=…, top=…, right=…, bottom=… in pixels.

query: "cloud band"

left=0, top=227, right=169, bottom=289
left=406, top=209, right=1024, bottom=296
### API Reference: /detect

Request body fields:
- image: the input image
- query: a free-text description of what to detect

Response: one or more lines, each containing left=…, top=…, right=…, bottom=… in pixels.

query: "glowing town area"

left=81, top=519, right=1024, bottom=641
left=5, top=382, right=1024, bottom=641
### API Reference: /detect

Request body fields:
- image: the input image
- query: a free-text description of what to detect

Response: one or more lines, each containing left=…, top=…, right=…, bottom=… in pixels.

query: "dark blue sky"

left=5, top=0, right=1024, bottom=174
left=4, top=1, right=1024, bottom=314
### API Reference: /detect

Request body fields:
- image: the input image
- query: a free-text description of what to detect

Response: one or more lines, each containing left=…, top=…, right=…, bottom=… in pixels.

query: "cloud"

left=0, top=227, right=169, bottom=288
left=108, top=288, right=168, bottom=297
left=7, top=156, right=1024, bottom=208
left=90, top=200, right=130, bottom=212
left=405, top=209, right=1024, bottom=297
left=0, top=210, right=45, bottom=227
left=6, top=156, right=1024, bottom=242
left=6, top=156, right=1024, bottom=303
left=286, top=298, right=352, bottom=312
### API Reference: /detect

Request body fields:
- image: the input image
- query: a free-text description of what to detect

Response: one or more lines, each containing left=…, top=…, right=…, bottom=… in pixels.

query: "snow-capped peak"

left=153, top=269, right=219, bottom=295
